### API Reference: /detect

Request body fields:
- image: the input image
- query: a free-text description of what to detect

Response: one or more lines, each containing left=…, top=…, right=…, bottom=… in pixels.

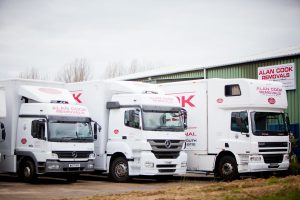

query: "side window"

left=31, top=120, right=46, bottom=139
left=124, top=109, right=140, bottom=129
left=225, top=84, right=241, bottom=96
left=231, top=111, right=249, bottom=133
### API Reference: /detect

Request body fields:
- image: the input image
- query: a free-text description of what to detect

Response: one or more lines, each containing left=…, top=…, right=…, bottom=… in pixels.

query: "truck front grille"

left=148, top=140, right=184, bottom=159
left=52, top=151, right=92, bottom=159
left=156, top=164, right=177, bottom=168
left=158, top=169, right=176, bottom=173
left=262, top=154, right=284, bottom=164
left=258, top=142, right=288, bottom=153
left=258, top=142, right=288, bottom=148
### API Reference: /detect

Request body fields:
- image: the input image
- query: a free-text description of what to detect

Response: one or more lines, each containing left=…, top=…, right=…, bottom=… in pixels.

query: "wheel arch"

left=16, top=151, right=38, bottom=173
left=214, top=151, right=237, bottom=174
left=108, top=152, right=127, bottom=173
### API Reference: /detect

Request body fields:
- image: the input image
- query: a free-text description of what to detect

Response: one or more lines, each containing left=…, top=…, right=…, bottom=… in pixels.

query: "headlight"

left=89, top=153, right=96, bottom=160
left=239, top=155, right=250, bottom=162
left=249, top=155, right=262, bottom=162
left=51, top=153, right=58, bottom=160
left=283, top=154, right=289, bottom=161
left=88, top=164, right=94, bottom=169
left=144, top=161, right=154, bottom=168
left=48, top=164, right=60, bottom=170
left=181, top=161, right=187, bottom=168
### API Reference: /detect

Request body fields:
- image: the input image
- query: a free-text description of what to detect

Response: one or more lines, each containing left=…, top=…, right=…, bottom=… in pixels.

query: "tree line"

left=18, top=58, right=158, bottom=83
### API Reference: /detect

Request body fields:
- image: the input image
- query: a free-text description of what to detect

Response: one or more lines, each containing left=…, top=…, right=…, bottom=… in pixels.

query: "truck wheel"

left=110, top=157, right=130, bottom=182
left=18, top=160, right=37, bottom=182
left=218, top=156, right=238, bottom=181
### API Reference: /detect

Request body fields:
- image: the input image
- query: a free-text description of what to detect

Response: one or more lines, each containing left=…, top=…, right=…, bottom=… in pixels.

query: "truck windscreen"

left=251, top=112, right=288, bottom=136
left=48, top=117, right=93, bottom=142
left=142, top=110, right=184, bottom=132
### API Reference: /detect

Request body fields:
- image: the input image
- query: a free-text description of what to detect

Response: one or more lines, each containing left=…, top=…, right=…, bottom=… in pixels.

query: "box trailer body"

left=159, top=79, right=290, bottom=179
left=0, top=79, right=95, bottom=181
left=67, top=80, right=187, bottom=182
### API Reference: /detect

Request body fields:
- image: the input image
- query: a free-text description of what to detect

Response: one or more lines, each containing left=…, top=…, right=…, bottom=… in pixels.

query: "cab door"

left=16, top=118, right=49, bottom=158
left=228, top=111, right=251, bottom=154
left=123, top=108, right=142, bottom=141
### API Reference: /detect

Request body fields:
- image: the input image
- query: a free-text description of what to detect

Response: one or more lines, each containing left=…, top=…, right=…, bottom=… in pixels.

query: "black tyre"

left=109, top=157, right=130, bottom=182
left=18, top=159, right=37, bottom=182
left=218, top=156, right=239, bottom=181
left=66, top=173, right=79, bottom=183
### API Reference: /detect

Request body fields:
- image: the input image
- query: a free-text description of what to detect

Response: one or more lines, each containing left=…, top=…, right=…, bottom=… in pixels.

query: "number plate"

left=268, top=163, right=279, bottom=168
left=69, top=164, right=80, bottom=168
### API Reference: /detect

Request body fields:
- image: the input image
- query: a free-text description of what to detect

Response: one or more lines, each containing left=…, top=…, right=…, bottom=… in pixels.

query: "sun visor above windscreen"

left=18, top=85, right=76, bottom=104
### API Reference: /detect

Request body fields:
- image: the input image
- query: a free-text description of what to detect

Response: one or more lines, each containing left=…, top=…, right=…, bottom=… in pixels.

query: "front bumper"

left=42, top=160, right=94, bottom=174
left=128, top=151, right=187, bottom=176
left=238, top=154, right=290, bottom=173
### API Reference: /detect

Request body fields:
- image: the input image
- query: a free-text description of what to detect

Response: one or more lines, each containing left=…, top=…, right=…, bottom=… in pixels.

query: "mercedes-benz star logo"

left=72, top=151, right=77, bottom=158
left=165, top=140, right=171, bottom=149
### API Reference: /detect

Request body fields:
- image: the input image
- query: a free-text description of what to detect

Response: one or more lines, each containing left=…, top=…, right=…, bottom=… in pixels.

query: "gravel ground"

left=0, top=173, right=212, bottom=200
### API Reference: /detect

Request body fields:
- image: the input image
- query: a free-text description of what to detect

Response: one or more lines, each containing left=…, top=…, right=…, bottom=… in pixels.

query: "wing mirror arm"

left=92, top=120, right=101, bottom=140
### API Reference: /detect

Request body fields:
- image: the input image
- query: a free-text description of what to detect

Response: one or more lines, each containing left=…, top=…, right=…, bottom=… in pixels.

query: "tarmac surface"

left=0, top=173, right=214, bottom=200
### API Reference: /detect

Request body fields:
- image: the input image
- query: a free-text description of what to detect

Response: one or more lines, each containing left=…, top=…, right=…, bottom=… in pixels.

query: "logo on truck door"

left=268, top=97, right=276, bottom=104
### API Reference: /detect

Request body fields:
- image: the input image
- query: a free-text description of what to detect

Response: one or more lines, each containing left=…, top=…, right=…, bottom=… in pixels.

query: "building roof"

left=115, top=45, right=300, bottom=80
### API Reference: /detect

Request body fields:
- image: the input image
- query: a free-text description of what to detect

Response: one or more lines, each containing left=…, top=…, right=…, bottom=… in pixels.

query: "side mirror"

left=93, top=122, right=101, bottom=140
left=181, top=109, right=188, bottom=130
left=38, top=120, right=46, bottom=140
left=236, top=117, right=249, bottom=137
left=285, top=113, right=291, bottom=132
left=236, top=117, right=242, bottom=128
left=0, top=122, right=5, bottom=140
left=128, top=110, right=140, bottom=129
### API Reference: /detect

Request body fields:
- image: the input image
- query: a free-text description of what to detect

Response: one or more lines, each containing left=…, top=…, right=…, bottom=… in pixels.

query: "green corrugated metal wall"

left=134, top=55, right=300, bottom=126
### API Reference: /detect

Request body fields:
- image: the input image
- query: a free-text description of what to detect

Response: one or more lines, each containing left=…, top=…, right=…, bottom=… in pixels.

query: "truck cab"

left=209, top=79, right=290, bottom=177
left=106, top=93, right=187, bottom=181
left=160, top=78, right=290, bottom=180
left=68, top=80, right=187, bottom=182
left=0, top=80, right=96, bottom=182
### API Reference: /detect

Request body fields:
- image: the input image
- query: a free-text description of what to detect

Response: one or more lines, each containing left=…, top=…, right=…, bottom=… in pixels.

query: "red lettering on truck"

left=73, top=93, right=82, bottom=103
left=177, top=95, right=195, bottom=107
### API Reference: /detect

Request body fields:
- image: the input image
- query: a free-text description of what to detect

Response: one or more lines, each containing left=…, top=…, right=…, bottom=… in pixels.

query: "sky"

left=0, top=0, right=300, bottom=80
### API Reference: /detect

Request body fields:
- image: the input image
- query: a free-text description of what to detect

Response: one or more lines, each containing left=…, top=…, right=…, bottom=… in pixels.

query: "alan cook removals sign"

left=258, top=63, right=296, bottom=90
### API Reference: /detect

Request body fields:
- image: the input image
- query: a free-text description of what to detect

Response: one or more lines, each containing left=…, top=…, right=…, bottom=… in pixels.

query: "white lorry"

left=0, top=79, right=96, bottom=182
left=0, top=86, right=6, bottom=161
left=67, top=80, right=187, bottom=182
left=159, top=78, right=290, bottom=180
